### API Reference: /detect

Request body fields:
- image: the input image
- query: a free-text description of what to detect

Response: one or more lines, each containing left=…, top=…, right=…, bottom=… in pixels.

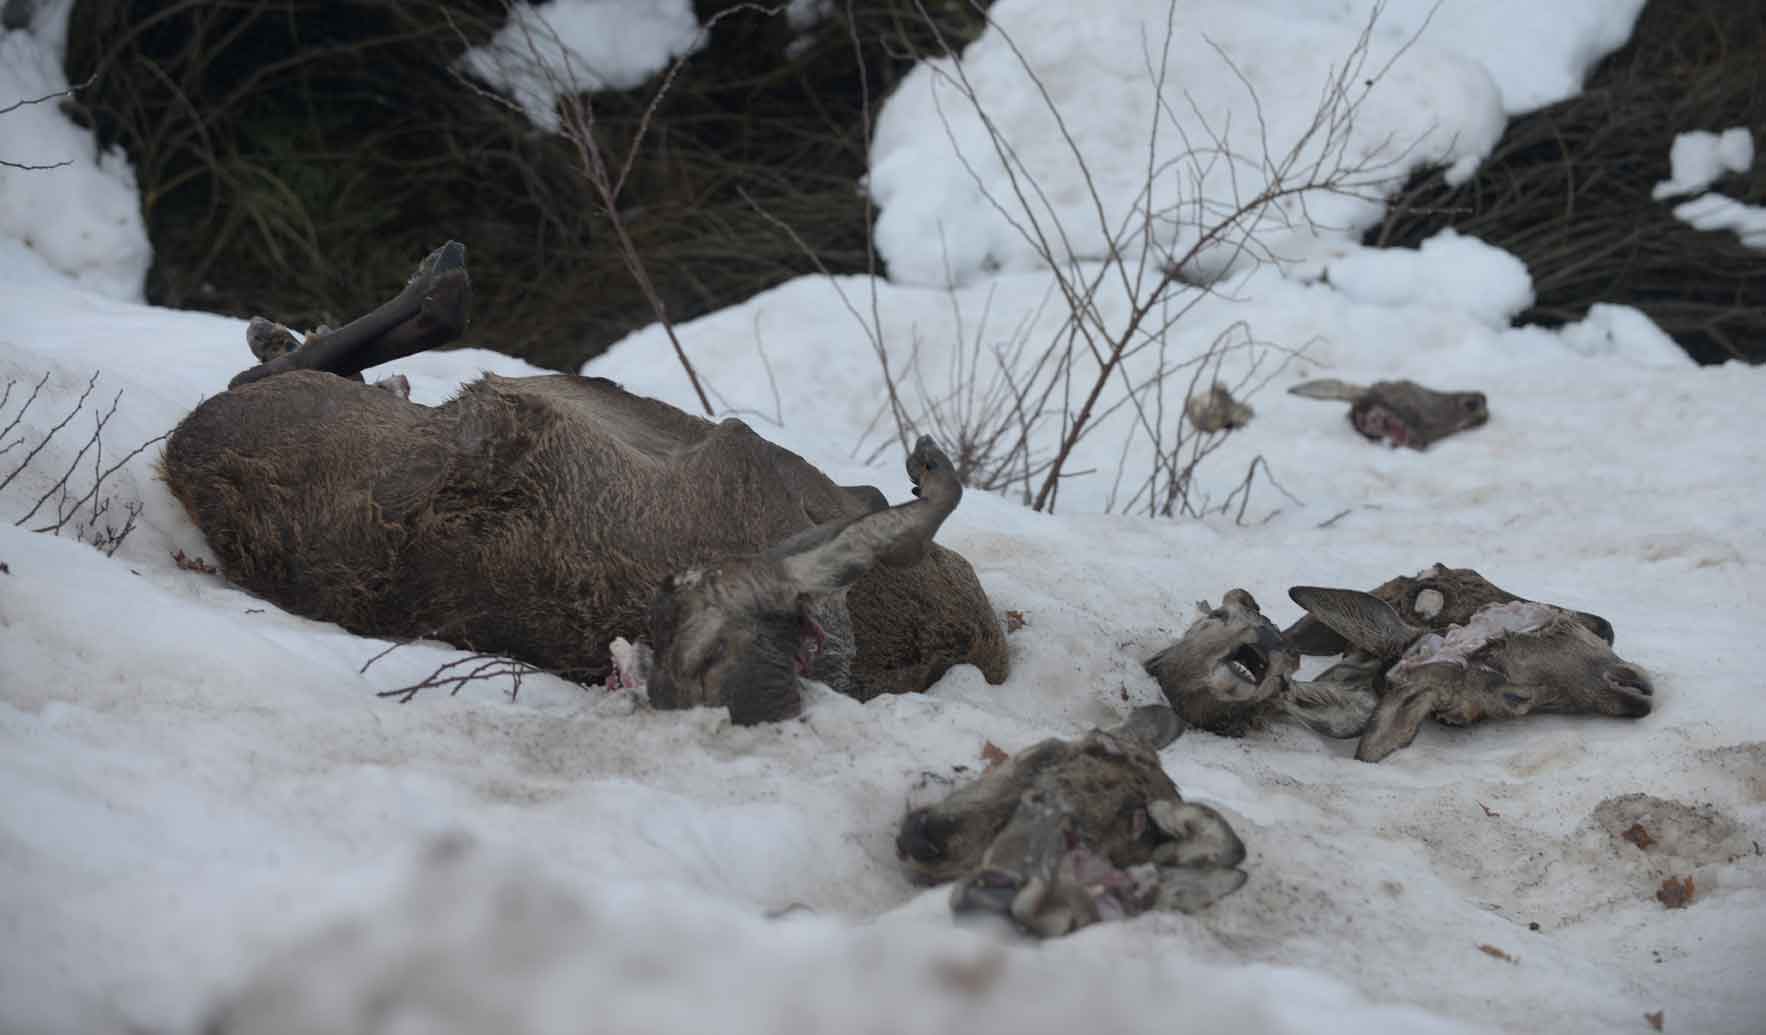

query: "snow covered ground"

left=2, top=2, right=1763, bottom=1034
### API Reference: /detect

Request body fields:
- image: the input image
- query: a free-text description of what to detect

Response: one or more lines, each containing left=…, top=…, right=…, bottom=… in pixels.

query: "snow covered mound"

left=866, top=0, right=1646, bottom=288
left=459, top=0, right=702, bottom=131
left=1309, top=229, right=1534, bottom=330
left=0, top=11, right=151, bottom=301
left=1267, top=0, right=1648, bottom=115
left=868, top=0, right=1506, bottom=287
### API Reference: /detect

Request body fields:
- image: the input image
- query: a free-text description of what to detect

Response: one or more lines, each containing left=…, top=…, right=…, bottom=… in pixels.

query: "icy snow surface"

left=3, top=2, right=1765, bottom=1034
left=459, top=0, right=702, bottom=131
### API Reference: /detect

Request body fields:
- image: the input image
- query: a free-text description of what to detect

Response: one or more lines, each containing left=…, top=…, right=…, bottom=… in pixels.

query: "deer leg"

left=228, top=241, right=471, bottom=390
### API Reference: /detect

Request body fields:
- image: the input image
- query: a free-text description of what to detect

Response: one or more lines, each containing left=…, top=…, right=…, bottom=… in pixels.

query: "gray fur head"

left=1287, top=586, right=1653, bottom=763
left=645, top=435, right=963, bottom=725
left=1143, top=589, right=1299, bottom=737
left=896, top=725, right=1246, bottom=937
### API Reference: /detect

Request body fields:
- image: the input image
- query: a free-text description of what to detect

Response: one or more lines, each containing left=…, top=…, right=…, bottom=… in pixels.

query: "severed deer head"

left=895, top=706, right=1247, bottom=938
left=1286, top=564, right=1652, bottom=762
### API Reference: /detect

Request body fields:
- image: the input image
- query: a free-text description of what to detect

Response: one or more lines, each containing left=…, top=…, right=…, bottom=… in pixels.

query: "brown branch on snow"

left=357, top=619, right=575, bottom=704
left=366, top=646, right=550, bottom=705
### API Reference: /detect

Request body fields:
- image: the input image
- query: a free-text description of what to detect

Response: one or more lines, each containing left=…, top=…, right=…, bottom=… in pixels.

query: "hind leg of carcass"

left=227, top=241, right=472, bottom=390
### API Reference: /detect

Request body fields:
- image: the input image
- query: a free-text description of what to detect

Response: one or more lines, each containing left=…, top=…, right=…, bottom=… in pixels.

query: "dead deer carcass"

left=161, top=242, right=1008, bottom=724
left=895, top=706, right=1247, bottom=938
left=1286, top=564, right=1652, bottom=762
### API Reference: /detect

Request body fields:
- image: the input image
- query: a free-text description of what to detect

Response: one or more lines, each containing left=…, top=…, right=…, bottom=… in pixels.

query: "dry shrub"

left=62, top=0, right=990, bottom=371
left=1370, top=0, right=1765, bottom=365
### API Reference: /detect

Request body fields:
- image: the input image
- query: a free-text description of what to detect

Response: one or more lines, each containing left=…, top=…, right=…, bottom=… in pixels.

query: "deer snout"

left=1610, top=665, right=1652, bottom=695
left=1606, top=665, right=1654, bottom=716
left=896, top=808, right=951, bottom=864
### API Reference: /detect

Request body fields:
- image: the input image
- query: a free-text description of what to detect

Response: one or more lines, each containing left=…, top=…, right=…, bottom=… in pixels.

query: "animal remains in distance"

left=1289, top=377, right=1489, bottom=449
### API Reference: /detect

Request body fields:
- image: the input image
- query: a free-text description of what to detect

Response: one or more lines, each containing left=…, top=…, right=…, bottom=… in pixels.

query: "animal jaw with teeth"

left=1143, top=588, right=1299, bottom=737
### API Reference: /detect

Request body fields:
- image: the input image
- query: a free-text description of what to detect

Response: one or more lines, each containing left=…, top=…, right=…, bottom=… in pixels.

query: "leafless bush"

left=769, top=0, right=1436, bottom=517
left=63, top=0, right=992, bottom=371
left=0, top=370, right=166, bottom=556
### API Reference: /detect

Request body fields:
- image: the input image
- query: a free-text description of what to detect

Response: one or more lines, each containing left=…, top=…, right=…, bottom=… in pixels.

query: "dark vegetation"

left=61, top=0, right=988, bottom=371
left=49, top=0, right=1766, bottom=370
left=1371, top=0, right=1765, bottom=364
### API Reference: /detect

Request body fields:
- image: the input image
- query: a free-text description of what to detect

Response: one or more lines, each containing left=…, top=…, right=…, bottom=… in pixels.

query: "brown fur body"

left=162, top=370, right=1008, bottom=694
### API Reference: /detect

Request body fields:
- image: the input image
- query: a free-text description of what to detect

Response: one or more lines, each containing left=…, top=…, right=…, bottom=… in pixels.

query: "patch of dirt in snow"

left=1692, top=741, right=1766, bottom=802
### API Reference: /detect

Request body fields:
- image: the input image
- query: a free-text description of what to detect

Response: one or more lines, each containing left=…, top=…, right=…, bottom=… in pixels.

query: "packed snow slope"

left=2, top=1, right=1763, bottom=1034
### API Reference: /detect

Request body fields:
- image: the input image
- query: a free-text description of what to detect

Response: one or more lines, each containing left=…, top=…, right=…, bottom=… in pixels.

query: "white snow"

left=1555, top=303, right=1701, bottom=370
left=1264, top=0, right=1647, bottom=115
left=3, top=3, right=1765, bottom=1035
left=868, top=0, right=1507, bottom=288
left=0, top=7, right=150, bottom=301
left=1650, top=128, right=1765, bottom=252
left=867, top=0, right=1644, bottom=288
left=1671, top=192, right=1766, bottom=253
left=459, top=0, right=703, bottom=131
left=1652, top=127, right=1755, bottom=200
left=1311, top=228, right=1535, bottom=329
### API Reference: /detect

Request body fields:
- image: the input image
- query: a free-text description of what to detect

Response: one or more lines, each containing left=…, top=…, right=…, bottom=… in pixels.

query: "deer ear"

left=1354, top=685, right=1437, bottom=762
left=1288, top=378, right=1367, bottom=402
left=1288, top=586, right=1422, bottom=659
left=1281, top=613, right=1349, bottom=656
left=1570, top=608, right=1616, bottom=645
left=1106, top=704, right=1185, bottom=750
left=774, top=437, right=963, bottom=597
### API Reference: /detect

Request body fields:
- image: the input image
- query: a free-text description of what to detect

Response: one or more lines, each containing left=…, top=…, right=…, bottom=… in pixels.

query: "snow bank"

left=460, top=0, right=702, bottom=131
left=0, top=5, right=151, bottom=301
left=1312, top=229, right=1534, bottom=329
left=1265, top=0, right=1646, bottom=115
left=1555, top=304, right=1698, bottom=370
left=868, top=0, right=1506, bottom=287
